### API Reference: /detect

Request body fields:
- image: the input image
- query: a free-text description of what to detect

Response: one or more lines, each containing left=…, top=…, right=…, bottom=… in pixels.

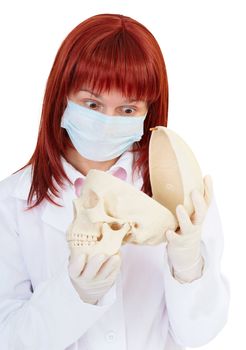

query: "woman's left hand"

left=166, top=174, right=213, bottom=283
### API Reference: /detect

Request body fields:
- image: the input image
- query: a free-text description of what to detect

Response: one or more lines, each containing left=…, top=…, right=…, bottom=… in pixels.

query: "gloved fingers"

left=81, top=254, right=109, bottom=280
left=190, top=188, right=207, bottom=226
left=203, top=174, right=213, bottom=207
left=68, top=253, right=87, bottom=279
left=166, top=227, right=200, bottom=247
left=175, top=204, right=194, bottom=236
left=96, top=254, right=121, bottom=280
left=166, top=229, right=179, bottom=243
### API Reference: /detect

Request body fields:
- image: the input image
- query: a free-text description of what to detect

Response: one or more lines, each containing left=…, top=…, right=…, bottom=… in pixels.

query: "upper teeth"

left=66, top=234, right=99, bottom=247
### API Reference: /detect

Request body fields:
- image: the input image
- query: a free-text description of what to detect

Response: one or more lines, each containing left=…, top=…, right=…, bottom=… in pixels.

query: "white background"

left=0, top=1, right=245, bottom=348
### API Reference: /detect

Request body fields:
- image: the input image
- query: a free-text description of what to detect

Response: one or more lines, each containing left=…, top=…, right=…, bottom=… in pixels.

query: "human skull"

left=66, top=170, right=177, bottom=259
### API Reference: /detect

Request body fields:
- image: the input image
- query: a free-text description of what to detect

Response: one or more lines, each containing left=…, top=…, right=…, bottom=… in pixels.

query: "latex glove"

left=166, top=175, right=213, bottom=283
left=68, top=253, right=121, bottom=305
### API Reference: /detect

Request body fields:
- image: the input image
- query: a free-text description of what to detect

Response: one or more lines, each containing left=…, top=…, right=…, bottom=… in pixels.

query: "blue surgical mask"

left=60, top=99, right=147, bottom=161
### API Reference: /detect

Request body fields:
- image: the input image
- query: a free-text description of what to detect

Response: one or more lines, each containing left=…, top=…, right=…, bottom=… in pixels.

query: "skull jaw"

left=68, top=222, right=131, bottom=259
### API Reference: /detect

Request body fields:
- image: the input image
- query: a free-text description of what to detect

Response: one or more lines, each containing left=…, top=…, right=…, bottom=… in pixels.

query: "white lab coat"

left=0, top=156, right=230, bottom=350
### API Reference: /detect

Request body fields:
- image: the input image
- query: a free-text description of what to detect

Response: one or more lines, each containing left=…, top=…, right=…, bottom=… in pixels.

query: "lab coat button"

left=105, top=330, right=116, bottom=343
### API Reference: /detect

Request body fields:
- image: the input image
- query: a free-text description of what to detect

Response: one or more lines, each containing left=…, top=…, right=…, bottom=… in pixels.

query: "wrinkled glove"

left=68, top=253, right=121, bottom=304
left=166, top=175, right=213, bottom=283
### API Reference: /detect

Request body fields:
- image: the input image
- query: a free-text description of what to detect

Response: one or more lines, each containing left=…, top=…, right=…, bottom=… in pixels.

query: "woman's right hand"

left=68, top=253, right=121, bottom=305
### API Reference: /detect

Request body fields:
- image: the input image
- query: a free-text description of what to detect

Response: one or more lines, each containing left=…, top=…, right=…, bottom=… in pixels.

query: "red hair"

left=15, top=13, right=169, bottom=210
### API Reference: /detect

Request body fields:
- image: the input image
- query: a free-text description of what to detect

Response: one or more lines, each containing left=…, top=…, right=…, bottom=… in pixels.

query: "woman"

left=0, top=13, right=229, bottom=350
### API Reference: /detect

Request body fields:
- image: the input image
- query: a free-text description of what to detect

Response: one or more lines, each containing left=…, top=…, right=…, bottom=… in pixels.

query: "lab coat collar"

left=60, top=150, right=134, bottom=185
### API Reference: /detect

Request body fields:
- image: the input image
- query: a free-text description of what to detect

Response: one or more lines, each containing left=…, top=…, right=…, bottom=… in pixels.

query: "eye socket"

left=82, top=189, right=99, bottom=209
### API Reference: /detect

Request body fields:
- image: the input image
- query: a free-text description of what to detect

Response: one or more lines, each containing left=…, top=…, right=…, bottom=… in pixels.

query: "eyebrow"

left=80, top=89, right=138, bottom=104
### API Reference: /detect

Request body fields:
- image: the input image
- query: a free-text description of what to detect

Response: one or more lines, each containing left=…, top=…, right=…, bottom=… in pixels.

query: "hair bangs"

left=69, top=31, right=160, bottom=104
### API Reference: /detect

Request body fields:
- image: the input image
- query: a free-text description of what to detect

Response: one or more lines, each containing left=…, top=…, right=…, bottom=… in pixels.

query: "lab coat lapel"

left=40, top=193, right=74, bottom=276
left=12, top=163, right=77, bottom=234
left=41, top=186, right=76, bottom=234
left=40, top=186, right=78, bottom=276
left=12, top=165, right=77, bottom=276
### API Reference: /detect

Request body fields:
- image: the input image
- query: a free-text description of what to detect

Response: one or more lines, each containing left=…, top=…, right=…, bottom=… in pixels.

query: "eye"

left=84, top=100, right=102, bottom=111
left=121, top=106, right=136, bottom=115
